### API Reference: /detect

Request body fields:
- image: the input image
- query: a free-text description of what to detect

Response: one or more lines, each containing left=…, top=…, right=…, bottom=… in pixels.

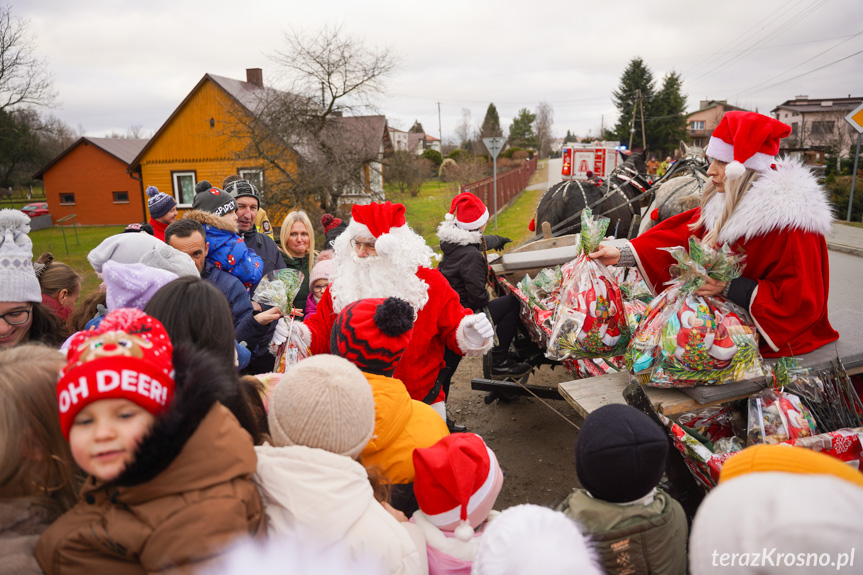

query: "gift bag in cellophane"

left=545, top=208, right=630, bottom=360
left=747, top=387, right=818, bottom=445
left=252, top=269, right=308, bottom=372
left=626, top=236, right=766, bottom=387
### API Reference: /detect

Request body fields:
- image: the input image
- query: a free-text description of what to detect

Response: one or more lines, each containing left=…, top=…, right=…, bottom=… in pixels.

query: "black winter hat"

left=224, top=179, right=260, bottom=206
left=575, top=404, right=668, bottom=503
left=192, top=186, right=237, bottom=218
left=194, top=180, right=213, bottom=194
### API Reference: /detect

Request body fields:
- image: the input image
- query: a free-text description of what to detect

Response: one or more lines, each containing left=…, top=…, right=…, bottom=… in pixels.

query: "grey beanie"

left=268, top=355, right=376, bottom=459
left=0, top=209, right=41, bottom=303
left=139, top=244, right=199, bottom=277
left=225, top=179, right=260, bottom=206
left=87, top=232, right=164, bottom=273
left=192, top=186, right=237, bottom=217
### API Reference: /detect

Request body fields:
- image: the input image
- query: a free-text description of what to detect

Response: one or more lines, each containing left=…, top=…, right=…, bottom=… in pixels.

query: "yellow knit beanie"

left=719, top=444, right=863, bottom=488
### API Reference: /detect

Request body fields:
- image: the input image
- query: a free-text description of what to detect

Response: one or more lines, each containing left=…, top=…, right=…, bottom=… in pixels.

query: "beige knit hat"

left=268, top=354, right=375, bottom=459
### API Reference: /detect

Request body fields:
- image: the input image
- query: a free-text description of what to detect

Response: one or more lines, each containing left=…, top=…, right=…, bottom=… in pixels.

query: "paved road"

left=547, top=157, right=563, bottom=187
left=827, top=249, right=863, bottom=313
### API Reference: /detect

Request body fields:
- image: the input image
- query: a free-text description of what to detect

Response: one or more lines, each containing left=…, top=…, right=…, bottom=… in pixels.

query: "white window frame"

left=690, top=120, right=705, bottom=131
left=238, top=168, right=264, bottom=198
left=172, top=171, right=197, bottom=207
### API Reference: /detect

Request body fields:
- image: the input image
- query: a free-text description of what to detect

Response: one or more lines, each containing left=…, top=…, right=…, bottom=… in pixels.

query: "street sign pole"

left=849, top=132, right=861, bottom=222
left=483, top=137, right=506, bottom=229
left=843, top=102, right=863, bottom=222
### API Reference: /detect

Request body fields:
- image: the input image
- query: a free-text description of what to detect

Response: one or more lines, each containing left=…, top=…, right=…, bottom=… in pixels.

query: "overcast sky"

left=17, top=0, right=863, bottom=143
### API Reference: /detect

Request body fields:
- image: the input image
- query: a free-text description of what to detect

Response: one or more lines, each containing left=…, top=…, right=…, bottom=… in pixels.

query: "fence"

left=460, top=157, right=537, bottom=215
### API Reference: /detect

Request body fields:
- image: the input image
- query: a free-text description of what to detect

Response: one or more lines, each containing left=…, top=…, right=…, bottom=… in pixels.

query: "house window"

left=690, top=121, right=705, bottom=132
left=112, top=191, right=129, bottom=203
left=791, top=122, right=798, bottom=135
left=238, top=168, right=263, bottom=196
left=811, top=121, right=834, bottom=135
left=59, top=193, right=75, bottom=205
left=172, top=171, right=197, bottom=206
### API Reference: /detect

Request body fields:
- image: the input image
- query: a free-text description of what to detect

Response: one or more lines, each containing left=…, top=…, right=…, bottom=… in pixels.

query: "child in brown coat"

left=36, top=308, right=264, bottom=575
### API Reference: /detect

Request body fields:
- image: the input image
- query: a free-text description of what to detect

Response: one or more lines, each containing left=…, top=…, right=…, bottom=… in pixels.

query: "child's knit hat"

left=413, top=433, right=504, bottom=540
left=138, top=244, right=199, bottom=278
left=330, top=297, right=414, bottom=377
left=308, top=258, right=333, bottom=287
left=192, top=186, right=237, bottom=217
left=267, top=355, right=375, bottom=459
left=0, top=209, right=41, bottom=303
left=102, top=261, right=178, bottom=311
left=57, top=308, right=175, bottom=438
left=88, top=232, right=164, bottom=273
left=146, top=186, right=176, bottom=219
left=575, top=404, right=668, bottom=503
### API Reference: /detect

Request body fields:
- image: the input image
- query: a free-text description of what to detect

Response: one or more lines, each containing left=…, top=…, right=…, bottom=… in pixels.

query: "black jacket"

left=437, top=222, right=507, bottom=311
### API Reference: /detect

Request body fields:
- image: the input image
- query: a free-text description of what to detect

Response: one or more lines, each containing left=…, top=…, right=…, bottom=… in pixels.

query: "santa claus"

left=285, top=201, right=494, bottom=417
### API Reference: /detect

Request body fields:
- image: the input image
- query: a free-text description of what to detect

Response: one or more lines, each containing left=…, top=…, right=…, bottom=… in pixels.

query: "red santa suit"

left=629, top=158, right=838, bottom=357
left=301, top=202, right=493, bottom=403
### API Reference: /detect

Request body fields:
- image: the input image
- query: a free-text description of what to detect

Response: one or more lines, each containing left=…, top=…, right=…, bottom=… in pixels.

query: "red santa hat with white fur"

left=705, top=111, right=791, bottom=181
left=347, top=201, right=412, bottom=258
left=446, top=192, right=489, bottom=231
left=413, top=433, right=504, bottom=541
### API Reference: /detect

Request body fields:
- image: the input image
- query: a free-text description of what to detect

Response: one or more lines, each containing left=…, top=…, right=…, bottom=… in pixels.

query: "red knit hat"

left=350, top=201, right=407, bottom=238
left=413, top=433, right=504, bottom=541
left=447, top=192, right=489, bottom=230
left=320, top=213, right=344, bottom=234
left=705, top=111, right=791, bottom=180
left=57, top=308, right=175, bottom=439
left=330, top=297, right=414, bottom=377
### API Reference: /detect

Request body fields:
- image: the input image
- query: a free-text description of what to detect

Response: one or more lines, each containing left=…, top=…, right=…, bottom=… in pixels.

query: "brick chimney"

left=246, top=68, right=263, bottom=87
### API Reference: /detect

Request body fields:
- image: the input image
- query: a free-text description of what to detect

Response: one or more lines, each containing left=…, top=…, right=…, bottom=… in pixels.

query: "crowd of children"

left=1, top=178, right=862, bottom=574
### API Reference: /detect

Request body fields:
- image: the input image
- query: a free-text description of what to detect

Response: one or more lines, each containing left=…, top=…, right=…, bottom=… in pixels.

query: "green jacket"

left=280, top=252, right=311, bottom=313
left=558, top=488, right=687, bottom=575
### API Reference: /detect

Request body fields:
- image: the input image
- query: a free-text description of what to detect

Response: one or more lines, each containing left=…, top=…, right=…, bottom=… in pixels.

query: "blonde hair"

left=690, top=168, right=760, bottom=246
left=0, top=345, right=80, bottom=512
left=279, top=210, right=315, bottom=269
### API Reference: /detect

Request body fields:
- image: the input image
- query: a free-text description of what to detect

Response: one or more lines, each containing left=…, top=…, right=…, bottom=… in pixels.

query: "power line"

left=751, top=48, right=863, bottom=93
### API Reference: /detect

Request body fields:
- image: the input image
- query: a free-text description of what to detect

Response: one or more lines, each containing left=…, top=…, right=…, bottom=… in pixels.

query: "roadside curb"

left=827, top=242, right=863, bottom=257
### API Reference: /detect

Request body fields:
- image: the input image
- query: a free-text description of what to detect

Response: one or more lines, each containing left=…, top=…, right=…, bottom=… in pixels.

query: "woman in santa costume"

left=591, top=111, right=838, bottom=358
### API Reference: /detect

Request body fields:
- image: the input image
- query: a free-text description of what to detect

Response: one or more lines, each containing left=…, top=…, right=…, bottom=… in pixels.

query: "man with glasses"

left=292, top=201, right=494, bottom=425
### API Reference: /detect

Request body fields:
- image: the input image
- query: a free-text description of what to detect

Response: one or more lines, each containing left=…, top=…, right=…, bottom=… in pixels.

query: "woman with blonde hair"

left=279, top=210, right=315, bottom=315
left=0, top=345, right=81, bottom=574
left=590, top=111, right=837, bottom=358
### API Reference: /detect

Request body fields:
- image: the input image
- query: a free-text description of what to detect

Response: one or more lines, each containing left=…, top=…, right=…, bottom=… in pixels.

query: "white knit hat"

left=0, top=209, right=41, bottom=303
left=87, top=232, right=164, bottom=273
left=472, top=504, right=601, bottom=575
left=139, top=244, right=199, bottom=277
left=268, top=355, right=375, bottom=459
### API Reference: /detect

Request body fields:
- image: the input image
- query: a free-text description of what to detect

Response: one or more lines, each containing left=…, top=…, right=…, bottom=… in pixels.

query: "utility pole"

left=639, top=95, right=647, bottom=154
left=628, top=90, right=641, bottom=150
left=438, top=102, right=442, bottom=146
left=601, top=115, right=604, bottom=138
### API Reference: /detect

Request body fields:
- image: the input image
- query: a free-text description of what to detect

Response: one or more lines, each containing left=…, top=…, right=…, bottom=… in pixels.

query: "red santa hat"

left=705, top=111, right=791, bottom=181
left=349, top=201, right=409, bottom=257
left=446, top=192, right=489, bottom=230
left=57, top=308, right=175, bottom=439
left=413, top=433, right=504, bottom=541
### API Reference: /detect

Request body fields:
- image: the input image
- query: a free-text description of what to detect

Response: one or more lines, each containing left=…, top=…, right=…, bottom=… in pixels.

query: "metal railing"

left=460, top=157, right=538, bottom=216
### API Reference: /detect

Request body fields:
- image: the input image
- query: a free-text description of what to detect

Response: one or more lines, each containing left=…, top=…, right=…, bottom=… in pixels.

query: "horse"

left=638, top=143, right=709, bottom=234
left=533, top=153, right=650, bottom=239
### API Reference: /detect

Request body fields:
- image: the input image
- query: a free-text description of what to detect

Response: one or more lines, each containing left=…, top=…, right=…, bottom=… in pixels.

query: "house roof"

left=128, top=73, right=271, bottom=171
left=33, top=137, right=149, bottom=179
left=407, top=132, right=424, bottom=149
left=686, top=101, right=747, bottom=118
left=772, top=98, right=862, bottom=114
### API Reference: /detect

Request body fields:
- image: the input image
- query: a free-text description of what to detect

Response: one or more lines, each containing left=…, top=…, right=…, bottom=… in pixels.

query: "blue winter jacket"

left=185, top=210, right=263, bottom=288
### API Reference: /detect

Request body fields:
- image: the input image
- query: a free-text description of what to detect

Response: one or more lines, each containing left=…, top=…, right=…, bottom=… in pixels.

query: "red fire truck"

left=560, top=141, right=623, bottom=181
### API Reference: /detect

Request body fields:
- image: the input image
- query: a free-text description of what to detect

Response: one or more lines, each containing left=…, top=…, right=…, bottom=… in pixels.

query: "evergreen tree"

left=479, top=103, right=503, bottom=139
left=611, top=57, right=655, bottom=149
left=508, top=108, right=537, bottom=149
left=564, top=129, right=578, bottom=143
left=409, top=120, right=425, bottom=133
left=650, top=71, right=689, bottom=156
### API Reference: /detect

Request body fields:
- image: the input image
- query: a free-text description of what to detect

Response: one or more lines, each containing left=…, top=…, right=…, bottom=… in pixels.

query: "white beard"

left=329, top=228, right=432, bottom=314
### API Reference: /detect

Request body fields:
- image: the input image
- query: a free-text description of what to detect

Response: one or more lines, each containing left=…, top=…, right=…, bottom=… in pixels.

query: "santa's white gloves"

left=462, top=313, right=494, bottom=348
left=271, top=318, right=290, bottom=347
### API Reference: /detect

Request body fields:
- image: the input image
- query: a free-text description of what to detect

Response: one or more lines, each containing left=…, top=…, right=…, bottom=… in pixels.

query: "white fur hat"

left=472, top=504, right=601, bottom=575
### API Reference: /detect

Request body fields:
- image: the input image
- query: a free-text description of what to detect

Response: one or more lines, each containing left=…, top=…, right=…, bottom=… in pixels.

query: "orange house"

left=34, top=137, right=148, bottom=225
left=129, top=69, right=279, bottom=217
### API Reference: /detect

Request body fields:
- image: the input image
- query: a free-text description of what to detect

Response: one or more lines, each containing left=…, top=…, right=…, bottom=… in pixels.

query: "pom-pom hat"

left=192, top=186, right=237, bottom=217
left=446, top=192, right=489, bottom=231
left=705, top=111, right=791, bottom=180
left=57, top=308, right=175, bottom=439
left=146, top=185, right=177, bottom=219
left=0, top=209, right=41, bottom=303
left=330, top=297, right=414, bottom=377
left=413, top=433, right=504, bottom=541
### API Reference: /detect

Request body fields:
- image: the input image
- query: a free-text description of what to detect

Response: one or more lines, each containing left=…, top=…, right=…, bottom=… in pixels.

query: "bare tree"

left=228, top=25, right=397, bottom=214
left=0, top=6, right=56, bottom=111
left=535, top=101, right=554, bottom=159
left=107, top=124, right=148, bottom=139
left=454, top=108, right=472, bottom=151
left=385, top=151, right=431, bottom=197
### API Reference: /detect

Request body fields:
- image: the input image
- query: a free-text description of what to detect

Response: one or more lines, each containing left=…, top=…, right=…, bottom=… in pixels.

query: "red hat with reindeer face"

left=57, top=308, right=175, bottom=438
left=706, top=111, right=791, bottom=180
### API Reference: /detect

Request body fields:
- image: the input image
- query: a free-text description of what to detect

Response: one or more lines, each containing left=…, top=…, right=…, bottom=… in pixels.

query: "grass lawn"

left=29, top=225, right=126, bottom=295
left=837, top=220, right=863, bottom=229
